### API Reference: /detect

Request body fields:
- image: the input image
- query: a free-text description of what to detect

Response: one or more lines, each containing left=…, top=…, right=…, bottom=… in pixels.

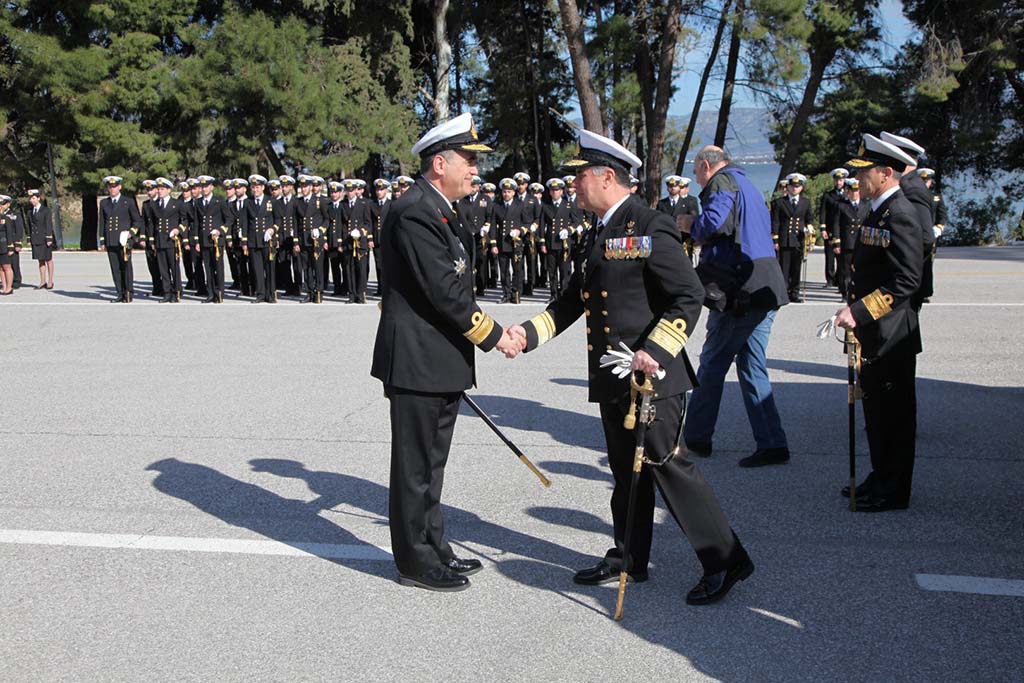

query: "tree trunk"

left=677, top=0, right=732, bottom=173
left=262, top=137, right=287, bottom=177
left=775, top=48, right=833, bottom=184
left=714, top=0, right=743, bottom=148
left=638, top=0, right=684, bottom=205
left=432, top=0, right=452, bottom=120
left=452, top=27, right=463, bottom=114
left=556, top=0, right=605, bottom=133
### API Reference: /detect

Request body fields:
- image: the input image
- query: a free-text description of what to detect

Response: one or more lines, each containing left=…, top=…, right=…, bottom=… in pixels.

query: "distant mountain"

left=671, top=108, right=776, bottom=163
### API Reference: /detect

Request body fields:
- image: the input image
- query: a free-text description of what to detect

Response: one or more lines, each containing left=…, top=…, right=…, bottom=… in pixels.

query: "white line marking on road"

left=0, top=529, right=392, bottom=561
left=915, top=573, right=1024, bottom=597
left=748, top=607, right=803, bottom=628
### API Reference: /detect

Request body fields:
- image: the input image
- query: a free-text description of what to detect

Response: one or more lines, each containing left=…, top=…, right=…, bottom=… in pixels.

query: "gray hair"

left=694, top=146, right=731, bottom=166
left=587, top=164, right=632, bottom=188
left=419, top=149, right=459, bottom=176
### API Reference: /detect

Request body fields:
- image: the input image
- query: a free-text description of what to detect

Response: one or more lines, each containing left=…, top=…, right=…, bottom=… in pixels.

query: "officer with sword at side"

left=508, top=129, right=754, bottom=609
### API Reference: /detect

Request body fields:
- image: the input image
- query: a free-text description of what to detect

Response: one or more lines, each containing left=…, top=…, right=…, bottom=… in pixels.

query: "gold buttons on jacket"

left=583, top=292, right=590, bottom=300
left=601, top=310, right=608, bottom=316
left=601, top=290, right=608, bottom=298
left=586, top=327, right=591, bottom=334
left=585, top=309, right=591, bottom=317
left=603, top=326, right=610, bottom=333
left=587, top=344, right=593, bottom=351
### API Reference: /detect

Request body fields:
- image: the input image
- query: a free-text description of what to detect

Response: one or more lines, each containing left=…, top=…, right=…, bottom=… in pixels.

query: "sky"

left=666, top=0, right=919, bottom=117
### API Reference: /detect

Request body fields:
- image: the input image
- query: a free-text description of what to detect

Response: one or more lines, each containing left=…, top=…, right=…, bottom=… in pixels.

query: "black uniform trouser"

left=250, top=247, right=274, bottom=301
left=537, top=243, right=547, bottom=286
left=523, top=239, right=536, bottom=294
left=11, top=247, right=21, bottom=285
left=201, top=245, right=225, bottom=297
left=600, top=393, right=742, bottom=575
left=305, top=246, right=325, bottom=294
left=836, top=251, right=854, bottom=297
left=498, top=252, right=522, bottom=300
left=183, top=241, right=195, bottom=285
left=226, top=245, right=239, bottom=285
left=474, top=246, right=488, bottom=295
left=778, top=247, right=802, bottom=295
left=155, top=247, right=181, bottom=299
left=860, top=351, right=917, bottom=504
left=823, top=239, right=836, bottom=285
left=545, top=250, right=570, bottom=300
left=234, top=244, right=251, bottom=294
left=386, top=387, right=461, bottom=576
left=146, top=247, right=164, bottom=295
left=345, top=250, right=368, bottom=301
left=106, top=247, right=133, bottom=298
left=487, top=250, right=498, bottom=288
left=328, top=250, right=344, bottom=295
left=275, top=239, right=293, bottom=294
left=372, top=247, right=382, bottom=293
left=292, top=247, right=305, bottom=293
left=191, top=247, right=207, bottom=293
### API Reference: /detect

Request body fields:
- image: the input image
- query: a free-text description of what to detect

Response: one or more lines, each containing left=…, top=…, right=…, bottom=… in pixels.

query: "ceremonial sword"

left=461, top=393, right=551, bottom=488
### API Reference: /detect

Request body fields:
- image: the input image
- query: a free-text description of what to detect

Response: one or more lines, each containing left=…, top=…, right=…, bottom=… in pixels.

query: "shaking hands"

left=495, top=324, right=528, bottom=359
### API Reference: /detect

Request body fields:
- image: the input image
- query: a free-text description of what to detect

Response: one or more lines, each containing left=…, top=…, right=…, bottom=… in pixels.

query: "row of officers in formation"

left=76, top=170, right=700, bottom=304
left=768, top=166, right=947, bottom=304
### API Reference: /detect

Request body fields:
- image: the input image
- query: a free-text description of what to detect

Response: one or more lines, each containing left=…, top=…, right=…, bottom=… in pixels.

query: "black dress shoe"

left=573, top=560, right=647, bottom=586
left=202, top=296, right=214, bottom=303
left=110, top=297, right=123, bottom=303
left=158, top=297, right=172, bottom=303
left=686, top=440, right=712, bottom=457
left=853, top=494, right=908, bottom=512
left=251, top=299, right=263, bottom=304
left=738, top=447, right=790, bottom=468
left=686, top=555, right=755, bottom=605
left=444, top=557, right=483, bottom=576
left=841, top=473, right=875, bottom=499
left=398, top=566, right=470, bottom=592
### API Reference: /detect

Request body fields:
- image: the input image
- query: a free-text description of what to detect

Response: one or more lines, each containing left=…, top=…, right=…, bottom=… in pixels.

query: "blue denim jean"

left=684, top=308, right=788, bottom=450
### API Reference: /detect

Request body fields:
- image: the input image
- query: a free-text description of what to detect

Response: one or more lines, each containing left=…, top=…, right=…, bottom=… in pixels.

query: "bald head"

left=694, top=146, right=730, bottom=185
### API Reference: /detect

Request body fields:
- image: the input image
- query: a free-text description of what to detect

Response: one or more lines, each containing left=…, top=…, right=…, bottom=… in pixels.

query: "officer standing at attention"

left=771, top=173, right=814, bottom=302
left=835, top=134, right=923, bottom=512
left=538, top=177, right=575, bottom=302
left=830, top=177, right=869, bottom=298
left=371, top=113, right=521, bottom=592
left=369, top=178, right=393, bottom=296
left=193, top=175, right=231, bottom=303
left=149, top=178, right=186, bottom=302
left=140, top=179, right=164, bottom=298
left=493, top=177, right=524, bottom=304
left=917, top=168, right=946, bottom=297
left=509, top=129, right=754, bottom=606
left=27, top=189, right=56, bottom=290
left=244, top=175, right=276, bottom=303
left=98, top=175, right=143, bottom=303
left=0, top=195, right=16, bottom=295
left=657, top=175, right=700, bottom=259
left=457, top=176, right=492, bottom=297
left=819, top=168, right=849, bottom=287
left=513, top=172, right=540, bottom=296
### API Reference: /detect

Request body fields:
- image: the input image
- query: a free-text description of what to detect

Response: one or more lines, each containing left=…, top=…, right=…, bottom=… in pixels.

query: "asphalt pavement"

left=0, top=246, right=1021, bottom=682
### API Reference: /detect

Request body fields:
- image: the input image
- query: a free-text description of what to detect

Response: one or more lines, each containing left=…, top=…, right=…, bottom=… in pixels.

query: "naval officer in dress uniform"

left=98, top=175, right=143, bottom=302
left=27, top=189, right=55, bottom=290
left=371, top=113, right=522, bottom=592
left=509, top=129, right=754, bottom=606
left=835, top=134, right=924, bottom=512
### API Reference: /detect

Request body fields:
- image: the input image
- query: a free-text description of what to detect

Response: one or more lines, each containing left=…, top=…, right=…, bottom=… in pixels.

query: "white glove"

left=529, top=223, right=538, bottom=233
left=510, top=229, right=520, bottom=238
left=118, top=231, right=129, bottom=247
left=264, top=228, right=274, bottom=242
left=312, top=228, right=321, bottom=239
left=169, top=228, right=179, bottom=238
left=933, top=226, right=942, bottom=238
left=816, top=315, right=837, bottom=340
left=558, top=229, right=569, bottom=240
left=575, top=225, right=584, bottom=235
left=480, top=226, right=490, bottom=235
left=349, top=229, right=361, bottom=238
left=599, top=342, right=666, bottom=380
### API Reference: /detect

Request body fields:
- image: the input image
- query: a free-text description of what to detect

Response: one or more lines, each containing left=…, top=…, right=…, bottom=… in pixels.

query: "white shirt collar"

left=600, top=194, right=632, bottom=227
left=424, top=179, right=453, bottom=211
left=871, top=185, right=901, bottom=212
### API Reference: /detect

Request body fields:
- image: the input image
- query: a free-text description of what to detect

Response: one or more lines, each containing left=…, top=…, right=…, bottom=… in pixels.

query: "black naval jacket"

left=295, top=194, right=329, bottom=248
left=371, top=177, right=504, bottom=393
left=540, top=199, right=577, bottom=252
left=771, top=195, right=814, bottom=249
left=656, top=194, right=700, bottom=218
left=245, top=195, right=276, bottom=248
left=369, top=198, right=392, bottom=246
left=192, top=195, right=231, bottom=248
left=831, top=199, right=870, bottom=252
left=818, top=188, right=845, bottom=235
left=491, top=200, right=522, bottom=254
left=28, top=205, right=54, bottom=246
left=98, top=195, right=142, bottom=248
left=850, top=189, right=923, bottom=360
left=521, top=197, right=704, bottom=403
left=0, top=213, right=16, bottom=253
left=273, top=195, right=298, bottom=244
left=149, top=197, right=187, bottom=250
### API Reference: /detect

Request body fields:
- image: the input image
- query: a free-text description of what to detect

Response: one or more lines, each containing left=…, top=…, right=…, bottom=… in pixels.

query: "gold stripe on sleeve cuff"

left=648, top=318, right=689, bottom=357
left=464, top=311, right=496, bottom=346
left=529, top=311, right=556, bottom=346
left=861, top=289, right=894, bottom=320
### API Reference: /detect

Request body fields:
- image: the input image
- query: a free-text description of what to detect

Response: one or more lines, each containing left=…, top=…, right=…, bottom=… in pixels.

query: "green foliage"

left=944, top=184, right=1024, bottom=246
